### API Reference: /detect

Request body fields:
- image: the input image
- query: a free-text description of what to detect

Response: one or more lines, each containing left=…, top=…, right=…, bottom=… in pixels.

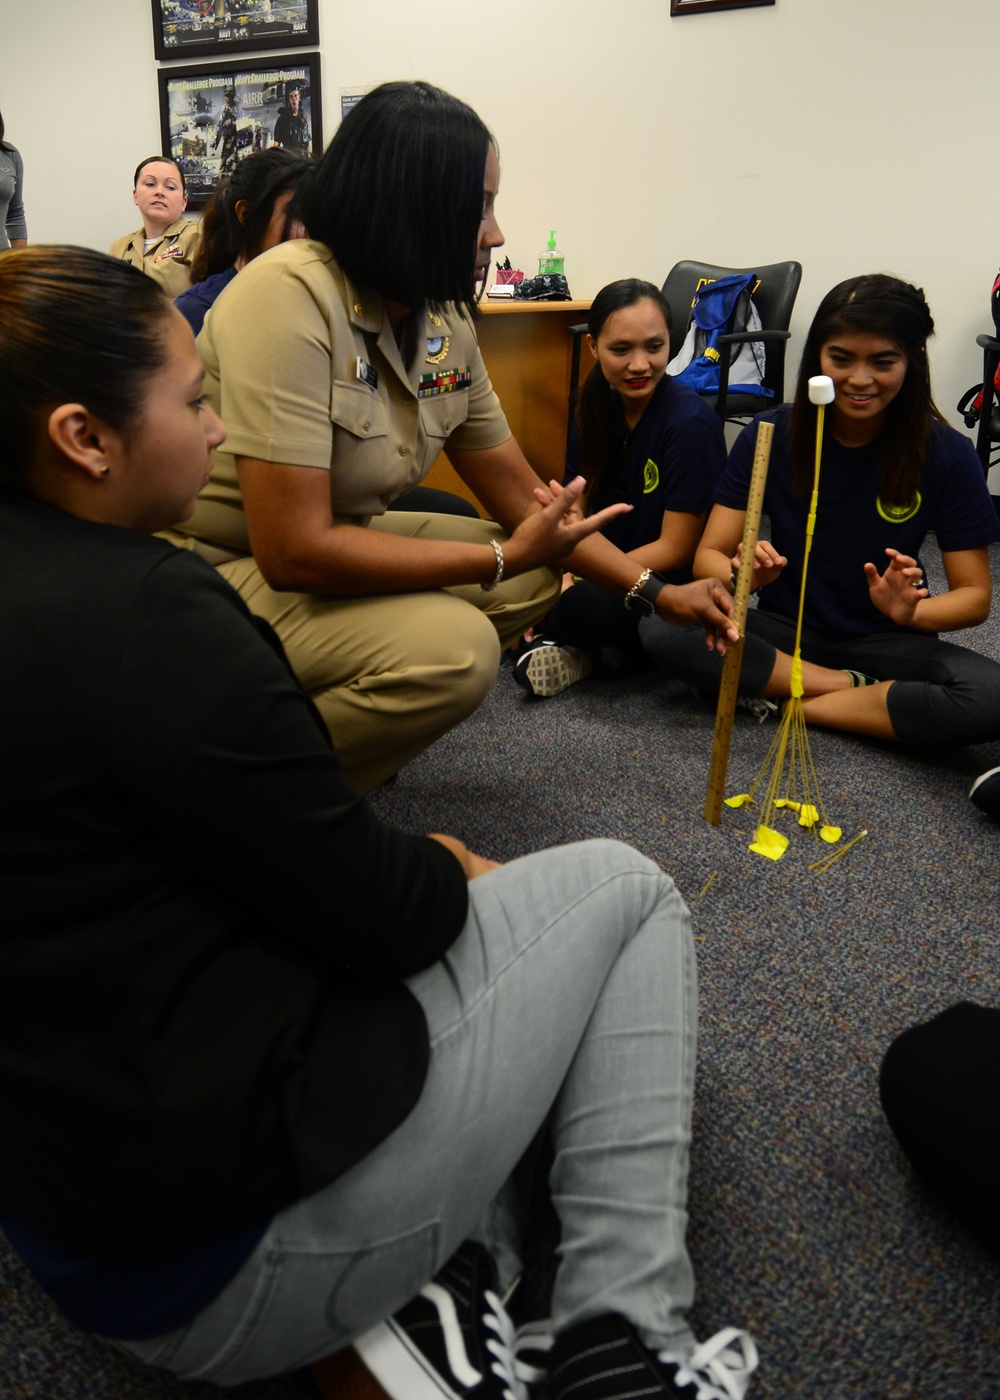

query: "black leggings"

left=880, top=1002, right=1000, bottom=1255
left=544, top=578, right=643, bottom=656
left=638, top=608, right=1000, bottom=747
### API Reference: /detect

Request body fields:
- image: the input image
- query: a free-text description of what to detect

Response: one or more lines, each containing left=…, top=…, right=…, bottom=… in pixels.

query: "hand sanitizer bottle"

left=538, top=231, right=564, bottom=276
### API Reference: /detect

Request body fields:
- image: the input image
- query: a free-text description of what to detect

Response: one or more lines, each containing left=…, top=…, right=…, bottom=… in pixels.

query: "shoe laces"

left=482, top=1288, right=530, bottom=1400
left=513, top=1319, right=553, bottom=1387
left=658, top=1327, right=759, bottom=1400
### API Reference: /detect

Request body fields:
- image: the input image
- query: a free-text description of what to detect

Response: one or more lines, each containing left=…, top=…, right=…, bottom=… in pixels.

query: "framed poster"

left=670, top=0, right=773, bottom=12
left=158, top=54, right=321, bottom=207
left=151, top=0, right=319, bottom=62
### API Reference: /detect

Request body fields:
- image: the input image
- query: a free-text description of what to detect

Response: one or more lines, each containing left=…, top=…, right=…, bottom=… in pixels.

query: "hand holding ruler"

left=703, top=419, right=774, bottom=825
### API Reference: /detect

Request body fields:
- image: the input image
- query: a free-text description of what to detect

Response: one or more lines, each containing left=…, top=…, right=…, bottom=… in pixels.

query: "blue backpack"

left=667, top=272, right=772, bottom=399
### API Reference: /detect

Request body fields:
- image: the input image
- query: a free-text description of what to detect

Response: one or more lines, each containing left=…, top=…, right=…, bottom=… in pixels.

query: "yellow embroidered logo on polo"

left=876, top=491, right=921, bottom=524
left=643, top=459, right=659, bottom=494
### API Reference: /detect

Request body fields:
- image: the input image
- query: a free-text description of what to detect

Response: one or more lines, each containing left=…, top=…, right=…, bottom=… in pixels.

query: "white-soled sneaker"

left=547, top=1312, right=758, bottom=1400
left=970, top=765, right=1000, bottom=818
left=513, top=639, right=593, bottom=698
left=354, top=1241, right=527, bottom=1400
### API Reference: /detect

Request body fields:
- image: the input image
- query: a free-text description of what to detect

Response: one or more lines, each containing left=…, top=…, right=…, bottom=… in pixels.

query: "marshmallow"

left=808, top=375, right=835, bottom=404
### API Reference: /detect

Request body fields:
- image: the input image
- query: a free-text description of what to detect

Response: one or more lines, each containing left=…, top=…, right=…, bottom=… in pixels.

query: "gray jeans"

left=113, top=840, right=698, bottom=1384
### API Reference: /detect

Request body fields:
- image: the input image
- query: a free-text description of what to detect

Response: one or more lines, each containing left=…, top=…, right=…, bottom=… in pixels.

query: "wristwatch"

left=623, top=568, right=666, bottom=617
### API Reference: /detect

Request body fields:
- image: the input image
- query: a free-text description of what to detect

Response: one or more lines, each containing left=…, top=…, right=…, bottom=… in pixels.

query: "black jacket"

left=0, top=490, right=468, bottom=1256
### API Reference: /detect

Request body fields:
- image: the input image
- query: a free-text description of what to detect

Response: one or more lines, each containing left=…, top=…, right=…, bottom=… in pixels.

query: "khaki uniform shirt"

left=108, top=217, right=201, bottom=299
left=181, top=241, right=511, bottom=554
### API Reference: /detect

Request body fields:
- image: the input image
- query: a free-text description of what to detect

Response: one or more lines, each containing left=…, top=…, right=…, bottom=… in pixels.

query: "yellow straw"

left=808, top=829, right=868, bottom=874
left=788, top=399, right=825, bottom=698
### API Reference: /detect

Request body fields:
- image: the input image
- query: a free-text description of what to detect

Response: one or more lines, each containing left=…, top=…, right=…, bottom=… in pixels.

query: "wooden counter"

left=424, top=299, right=591, bottom=514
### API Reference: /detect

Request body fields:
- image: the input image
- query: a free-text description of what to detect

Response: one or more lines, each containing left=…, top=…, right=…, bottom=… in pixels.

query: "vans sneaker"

left=547, top=1312, right=758, bottom=1400
left=354, top=1241, right=527, bottom=1400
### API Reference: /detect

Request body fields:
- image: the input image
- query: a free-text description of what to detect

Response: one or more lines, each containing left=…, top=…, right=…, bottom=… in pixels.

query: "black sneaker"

left=547, top=1313, right=757, bottom=1400
left=353, top=1241, right=528, bottom=1399
left=512, top=638, right=593, bottom=698
left=970, top=765, right=1000, bottom=817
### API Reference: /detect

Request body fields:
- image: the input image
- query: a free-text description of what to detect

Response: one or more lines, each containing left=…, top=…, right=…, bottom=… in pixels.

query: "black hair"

left=133, top=155, right=187, bottom=195
left=789, top=273, right=942, bottom=506
left=0, top=247, right=173, bottom=488
left=576, top=279, right=672, bottom=499
left=189, top=148, right=312, bottom=284
left=0, top=107, right=11, bottom=155
left=299, top=80, right=493, bottom=313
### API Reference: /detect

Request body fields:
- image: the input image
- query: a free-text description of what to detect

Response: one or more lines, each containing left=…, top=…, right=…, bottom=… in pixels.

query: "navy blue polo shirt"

left=174, top=265, right=239, bottom=336
left=567, top=374, right=726, bottom=575
left=716, top=408, right=1000, bottom=639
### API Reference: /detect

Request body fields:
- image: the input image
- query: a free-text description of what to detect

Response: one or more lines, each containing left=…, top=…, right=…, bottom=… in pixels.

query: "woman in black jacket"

left=0, top=247, right=756, bottom=1400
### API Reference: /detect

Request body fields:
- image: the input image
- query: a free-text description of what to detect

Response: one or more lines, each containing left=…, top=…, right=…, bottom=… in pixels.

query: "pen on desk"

left=504, top=257, right=511, bottom=270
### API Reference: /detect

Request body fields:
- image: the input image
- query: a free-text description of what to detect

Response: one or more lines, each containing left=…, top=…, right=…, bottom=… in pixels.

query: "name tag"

left=356, top=357, right=379, bottom=391
left=418, top=365, right=471, bottom=398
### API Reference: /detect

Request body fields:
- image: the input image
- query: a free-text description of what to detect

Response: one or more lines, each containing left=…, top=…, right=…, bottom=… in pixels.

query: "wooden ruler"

left=703, top=419, right=774, bottom=825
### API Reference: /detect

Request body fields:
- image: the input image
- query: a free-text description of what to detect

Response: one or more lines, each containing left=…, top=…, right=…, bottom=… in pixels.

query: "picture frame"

left=670, top=0, right=774, bottom=14
left=151, top=0, right=319, bottom=63
left=157, top=53, right=322, bottom=208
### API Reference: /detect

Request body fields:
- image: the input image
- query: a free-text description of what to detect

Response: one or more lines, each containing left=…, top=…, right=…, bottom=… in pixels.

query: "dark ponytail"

left=189, top=148, right=311, bottom=284
left=0, top=247, right=172, bottom=486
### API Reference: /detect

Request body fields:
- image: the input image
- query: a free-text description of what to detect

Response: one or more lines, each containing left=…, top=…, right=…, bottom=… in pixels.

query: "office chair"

left=971, top=333, right=1000, bottom=477
left=567, top=259, right=802, bottom=438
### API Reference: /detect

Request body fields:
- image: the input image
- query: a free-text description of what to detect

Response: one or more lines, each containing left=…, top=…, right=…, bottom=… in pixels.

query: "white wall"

left=3, top=0, right=998, bottom=479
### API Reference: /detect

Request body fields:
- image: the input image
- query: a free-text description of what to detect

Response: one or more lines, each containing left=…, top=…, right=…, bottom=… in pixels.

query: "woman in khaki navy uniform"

left=174, top=82, right=737, bottom=792
left=109, top=157, right=200, bottom=300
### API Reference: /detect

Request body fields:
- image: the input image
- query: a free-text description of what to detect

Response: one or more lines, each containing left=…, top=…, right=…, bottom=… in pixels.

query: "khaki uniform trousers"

left=209, top=512, right=558, bottom=792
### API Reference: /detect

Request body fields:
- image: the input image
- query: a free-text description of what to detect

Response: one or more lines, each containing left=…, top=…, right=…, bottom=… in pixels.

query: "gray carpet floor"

left=3, top=538, right=999, bottom=1399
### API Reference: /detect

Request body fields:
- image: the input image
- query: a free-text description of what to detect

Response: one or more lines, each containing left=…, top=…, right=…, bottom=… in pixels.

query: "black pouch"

left=513, top=274, right=572, bottom=302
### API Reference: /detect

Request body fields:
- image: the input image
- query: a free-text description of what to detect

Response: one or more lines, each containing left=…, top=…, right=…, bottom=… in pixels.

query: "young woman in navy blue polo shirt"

left=514, top=278, right=727, bottom=697
left=641, top=273, right=1000, bottom=749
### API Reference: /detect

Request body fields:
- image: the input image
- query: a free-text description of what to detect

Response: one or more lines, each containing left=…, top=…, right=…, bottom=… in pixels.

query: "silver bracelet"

left=482, top=538, right=505, bottom=591
left=623, top=567, right=652, bottom=608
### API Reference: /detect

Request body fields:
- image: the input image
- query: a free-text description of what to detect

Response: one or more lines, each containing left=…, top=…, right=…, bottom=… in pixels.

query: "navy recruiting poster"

left=160, top=58, right=319, bottom=205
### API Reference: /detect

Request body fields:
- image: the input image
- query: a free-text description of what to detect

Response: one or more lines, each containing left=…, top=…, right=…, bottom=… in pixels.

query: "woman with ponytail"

left=0, top=245, right=757, bottom=1400
left=175, top=147, right=310, bottom=335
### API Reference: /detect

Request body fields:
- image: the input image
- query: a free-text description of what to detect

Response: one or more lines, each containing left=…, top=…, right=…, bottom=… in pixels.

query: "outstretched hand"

left=503, top=477, right=632, bottom=575
left=655, top=578, right=741, bottom=654
left=864, top=548, right=928, bottom=625
left=732, top=539, right=786, bottom=593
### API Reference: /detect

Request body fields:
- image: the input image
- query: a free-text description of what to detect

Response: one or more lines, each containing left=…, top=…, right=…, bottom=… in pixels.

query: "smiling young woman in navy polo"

left=641, top=273, right=1000, bottom=750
